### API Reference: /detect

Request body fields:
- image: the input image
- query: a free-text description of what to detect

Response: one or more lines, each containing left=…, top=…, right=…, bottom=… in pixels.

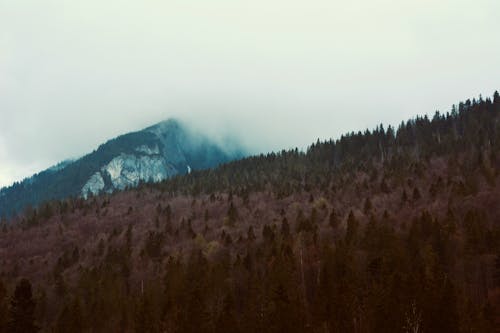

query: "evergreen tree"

left=227, top=202, right=239, bottom=226
left=281, top=217, right=290, bottom=238
left=412, top=187, right=421, bottom=201
left=215, top=294, right=240, bottom=333
left=345, top=210, right=358, bottom=245
left=56, top=297, right=83, bottom=333
left=493, top=90, right=500, bottom=104
left=135, top=293, right=159, bottom=333
left=401, top=189, right=408, bottom=204
left=8, top=279, right=38, bottom=333
left=0, top=280, right=7, bottom=333
left=494, top=252, right=500, bottom=288
left=329, top=209, right=339, bottom=229
left=247, top=226, right=256, bottom=242
left=268, top=284, right=299, bottom=333
left=364, top=197, right=373, bottom=213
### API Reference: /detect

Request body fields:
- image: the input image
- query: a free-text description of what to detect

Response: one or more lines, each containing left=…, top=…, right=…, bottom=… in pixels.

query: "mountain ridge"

left=0, top=118, right=245, bottom=218
left=0, top=93, right=499, bottom=332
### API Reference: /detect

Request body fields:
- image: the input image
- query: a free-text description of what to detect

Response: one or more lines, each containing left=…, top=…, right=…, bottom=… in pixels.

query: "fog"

left=1, top=0, right=500, bottom=187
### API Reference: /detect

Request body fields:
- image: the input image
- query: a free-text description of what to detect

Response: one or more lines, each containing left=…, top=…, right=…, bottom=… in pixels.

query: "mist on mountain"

left=0, top=118, right=246, bottom=218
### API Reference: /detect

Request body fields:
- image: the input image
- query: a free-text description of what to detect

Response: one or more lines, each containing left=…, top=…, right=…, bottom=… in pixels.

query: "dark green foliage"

left=56, top=297, right=83, bottom=333
left=247, top=226, right=256, bottom=242
left=495, top=253, right=500, bottom=287
left=380, top=179, right=390, bottom=193
left=262, top=224, right=275, bottom=243
left=215, top=294, right=240, bottom=333
left=463, top=209, right=490, bottom=254
left=0, top=121, right=241, bottom=218
left=8, top=279, right=38, bottom=333
left=281, top=217, right=290, bottom=238
left=345, top=210, right=358, bottom=245
left=227, top=202, right=239, bottom=226
left=143, top=231, right=165, bottom=259
left=268, top=284, right=297, bottom=333
left=412, top=187, right=421, bottom=201
left=0, top=131, right=158, bottom=217
left=0, top=280, right=7, bottom=333
left=329, top=209, right=339, bottom=229
left=0, top=93, right=499, bottom=332
left=144, top=94, right=500, bottom=204
left=296, top=209, right=313, bottom=234
left=364, top=197, right=372, bottom=213
left=401, top=189, right=408, bottom=204
left=135, top=293, right=159, bottom=333
left=53, top=245, right=80, bottom=275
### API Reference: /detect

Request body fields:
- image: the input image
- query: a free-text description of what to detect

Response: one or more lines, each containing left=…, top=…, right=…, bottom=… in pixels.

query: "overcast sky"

left=1, top=0, right=499, bottom=187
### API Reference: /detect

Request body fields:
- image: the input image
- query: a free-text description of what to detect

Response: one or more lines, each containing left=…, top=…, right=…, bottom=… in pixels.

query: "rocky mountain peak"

left=0, top=118, right=245, bottom=217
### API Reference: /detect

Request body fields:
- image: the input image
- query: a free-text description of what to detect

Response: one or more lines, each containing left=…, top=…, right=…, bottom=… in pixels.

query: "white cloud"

left=0, top=0, right=499, bottom=187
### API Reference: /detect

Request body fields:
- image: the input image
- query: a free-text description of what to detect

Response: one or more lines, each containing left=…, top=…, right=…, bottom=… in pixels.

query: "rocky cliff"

left=0, top=119, right=245, bottom=217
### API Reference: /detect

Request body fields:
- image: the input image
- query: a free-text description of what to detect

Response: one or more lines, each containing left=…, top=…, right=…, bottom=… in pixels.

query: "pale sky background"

left=1, top=0, right=499, bottom=188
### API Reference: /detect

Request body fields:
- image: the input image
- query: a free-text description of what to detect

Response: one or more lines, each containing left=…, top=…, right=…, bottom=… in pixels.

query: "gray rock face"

left=78, top=118, right=244, bottom=197
left=81, top=172, right=105, bottom=197
left=104, top=154, right=172, bottom=189
left=0, top=118, right=245, bottom=217
left=82, top=153, right=178, bottom=197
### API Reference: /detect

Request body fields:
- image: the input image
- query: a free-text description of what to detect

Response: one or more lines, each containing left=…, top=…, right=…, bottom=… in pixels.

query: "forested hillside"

left=0, top=119, right=242, bottom=218
left=0, top=93, right=500, bottom=332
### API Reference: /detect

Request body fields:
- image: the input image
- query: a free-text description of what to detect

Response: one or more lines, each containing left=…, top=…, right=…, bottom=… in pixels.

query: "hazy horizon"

left=1, top=0, right=500, bottom=187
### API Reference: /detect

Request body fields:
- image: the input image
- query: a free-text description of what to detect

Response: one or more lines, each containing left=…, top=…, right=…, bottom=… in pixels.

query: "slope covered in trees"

left=0, top=119, right=243, bottom=218
left=0, top=93, right=499, bottom=332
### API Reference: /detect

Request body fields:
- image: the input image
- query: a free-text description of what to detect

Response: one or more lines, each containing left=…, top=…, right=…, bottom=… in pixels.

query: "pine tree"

left=494, top=252, right=500, bottom=288
left=227, top=202, right=239, bottom=226
left=0, top=280, right=7, bottom=333
left=345, top=210, right=358, bottom=245
left=329, top=209, right=339, bottom=229
left=493, top=90, right=500, bottom=104
left=412, top=187, right=421, bottom=201
left=401, top=189, right=408, bottom=204
left=281, top=217, right=290, bottom=238
left=380, top=179, right=390, bottom=193
left=262, top=224, right=275, bottom=243
left=247, top=226, right=256, bottom=242
left=215, top=294, right=240, bottom=333
left=364, top=197, right=372, bottom=213
left=125, top=223, right=133, bottom=255
left=165, top=204, right=172, bottom=234
left=8, top=279, right=38, bottom=333
left=135, top=294, right=156, bottom=333
left=434, top=278, right=459, bottom=333
left=268, top=284, right=297, bottom=333
left=56, top=297, right=83, bottom=333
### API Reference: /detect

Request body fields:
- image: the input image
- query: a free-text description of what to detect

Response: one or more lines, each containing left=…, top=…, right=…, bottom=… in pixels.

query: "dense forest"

left=1, top=92, right=500, bottom=332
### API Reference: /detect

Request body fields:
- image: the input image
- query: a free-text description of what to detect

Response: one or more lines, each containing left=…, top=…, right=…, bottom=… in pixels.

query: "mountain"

left=0, top=119, right=245, bottom=218
left=0, top=93, right=499, bottom=332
